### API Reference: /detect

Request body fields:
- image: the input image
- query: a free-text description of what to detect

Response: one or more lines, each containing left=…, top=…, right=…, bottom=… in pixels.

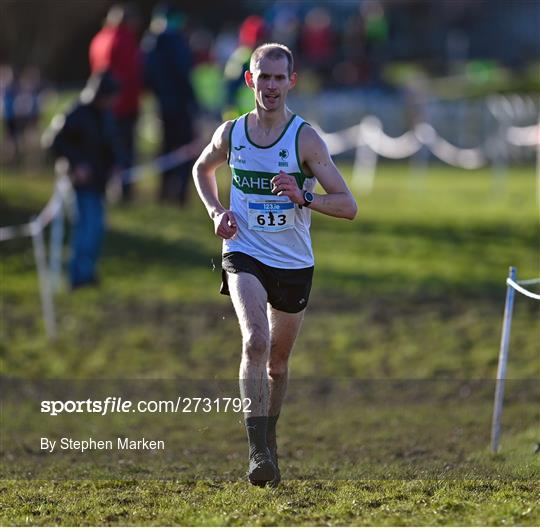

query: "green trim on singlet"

left=231, top=167, right=306, bottom=195
left=295, top=121, right=315, bottom=181
left=244, top=113, right=297, bottom=149
left=227, top=119, right=237, bottom=164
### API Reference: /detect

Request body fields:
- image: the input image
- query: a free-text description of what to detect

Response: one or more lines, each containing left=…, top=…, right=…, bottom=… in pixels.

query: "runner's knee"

left=243, top=333, right=269, bottom=359
left=267, top=361, right=288, bottom=379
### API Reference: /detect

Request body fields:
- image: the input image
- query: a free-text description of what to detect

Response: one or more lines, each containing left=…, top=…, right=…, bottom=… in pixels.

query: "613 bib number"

left=247, top=200, right=295, bottom=232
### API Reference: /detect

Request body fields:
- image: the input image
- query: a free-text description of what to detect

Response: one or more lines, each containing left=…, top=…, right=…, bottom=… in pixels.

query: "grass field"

left=1, top=162, right=539, bottom=525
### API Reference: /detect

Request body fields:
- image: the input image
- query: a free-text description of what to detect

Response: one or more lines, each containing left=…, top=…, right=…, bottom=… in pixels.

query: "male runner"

left=193, top=43, right=357, bottom=487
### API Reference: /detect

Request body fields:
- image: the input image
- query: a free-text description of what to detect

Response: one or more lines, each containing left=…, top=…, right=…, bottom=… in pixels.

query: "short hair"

left=250, top=43, right=294, bottom=77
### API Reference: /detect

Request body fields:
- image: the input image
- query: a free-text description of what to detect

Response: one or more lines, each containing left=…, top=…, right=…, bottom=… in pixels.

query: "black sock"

left=267, top=414, right=279, bottom=450
left=245, top=416, right=268, bottom=456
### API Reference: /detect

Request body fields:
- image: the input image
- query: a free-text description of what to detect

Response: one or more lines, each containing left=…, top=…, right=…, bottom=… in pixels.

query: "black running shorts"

left=221, top=252, right=314, bottom=313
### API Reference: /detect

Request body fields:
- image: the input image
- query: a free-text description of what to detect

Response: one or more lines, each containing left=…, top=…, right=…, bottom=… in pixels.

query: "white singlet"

left=224, top=112, right=316, bottom=269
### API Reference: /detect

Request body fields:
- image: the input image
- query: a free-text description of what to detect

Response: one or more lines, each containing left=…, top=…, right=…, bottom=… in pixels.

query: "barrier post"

left=32, top=222, right=57, bottom=340
left=490, top=266, right=517, bottom=453
left=49, top=197, right=65, bottom=291
left=536, top=119, right=540, bottom=205
left=488, top=97, right=509, bottom=196
left=493, top=123, right=509, bottom=196
left=410, top=143, right=429, bottom=192
left=353, top=117, right=380, bottom=194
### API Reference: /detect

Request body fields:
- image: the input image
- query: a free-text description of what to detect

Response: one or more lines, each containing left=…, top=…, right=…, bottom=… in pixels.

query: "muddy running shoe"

left=248, top=449, right=276, bottom=487
left=268, top=444, right=281, bottom=488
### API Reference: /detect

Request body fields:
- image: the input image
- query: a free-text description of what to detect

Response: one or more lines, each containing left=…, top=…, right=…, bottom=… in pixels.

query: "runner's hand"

left=214, top=210, right=237, bottom=239
left=271, top=171, right=303, bottom=204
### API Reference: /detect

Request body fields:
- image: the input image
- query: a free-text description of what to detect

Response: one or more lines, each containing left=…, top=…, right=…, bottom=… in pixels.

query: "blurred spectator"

left=337, top=10, right=368, bottom=86
left=49, top=71, right=122, bottom=289
left=300, top=7, right=336, bottom=81
left=361, top=0, right=389, bottom=86
left=213, top=23, right=238, bottom=68
left=269, top=6, right=300, bottom=52
left=17, top=66, right=45, bottom=162
left=223, top=15, right=267, bottom=120
left=89, top=3, right=143, bottom=202
left=1, top=65, right=44, bottom=165
left=17, top=67, right=42, bottom=130
left=1, top=65, right=22, bottom=164
left=190, top=27, right=225, bottom=115
left=142, top=3, right=198, bottom=205
left=190, top=27, right=214, bottom=65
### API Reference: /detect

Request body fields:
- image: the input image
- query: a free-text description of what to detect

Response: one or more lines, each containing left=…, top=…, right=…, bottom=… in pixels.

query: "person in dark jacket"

left=50, top=71, right=122, bottom=289
left=142, top=3, right=198, bottom=205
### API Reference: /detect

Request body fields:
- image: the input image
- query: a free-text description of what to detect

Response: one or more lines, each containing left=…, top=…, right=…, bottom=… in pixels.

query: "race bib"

left=247, top=200, right=295, bottom=232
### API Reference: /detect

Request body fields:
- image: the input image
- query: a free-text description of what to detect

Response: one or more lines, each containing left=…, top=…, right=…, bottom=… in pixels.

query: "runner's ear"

left=289, top=72, right=297, bottom=89
left=245, top=70, right=254, bottom=89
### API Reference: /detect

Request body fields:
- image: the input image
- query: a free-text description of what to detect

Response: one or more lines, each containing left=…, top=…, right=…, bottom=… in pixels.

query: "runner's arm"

left=193, top=121, right=231, bottom=219
left=299, top=125, right=357, bottom=220
left=193, top=121, right=238, bottom=239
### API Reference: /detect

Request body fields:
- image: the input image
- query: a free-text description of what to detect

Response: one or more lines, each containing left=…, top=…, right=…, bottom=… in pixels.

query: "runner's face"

left=248, top=56, right=296, bottom=112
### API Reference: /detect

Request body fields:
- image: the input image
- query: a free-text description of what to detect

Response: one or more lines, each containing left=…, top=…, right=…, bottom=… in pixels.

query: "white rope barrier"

left=4, top=112, right=537, bottom=243
left=0, top=174, right=71, bottom=242
left=506, top=277, right=540, bottom=300
left=2, top=109, right=537, bottom=243
left=1, top=113, right=538, bottom=342
left=1, top=174, right=73, bottom=339
left=517, top=277, right=540, bottom=286
left=415, top=122, right=488, bottom=169
left=315, top=123, right=362, bottom=155
left=0, top=142, right=201, bottom=339
left=313, top=115, right=537, bottom=171
left=506, top=124, right=540, bottom=147
left=0, top=141, right=199, bottom=243
left=429, top=139, right=487, bottom=169
left=119, top=140, right=201, bottom=184
left=0, top=220, right=34, bottom=241
left=361, top=117, right=422, bottom=159
left=33, top=182, right=66, bottom=234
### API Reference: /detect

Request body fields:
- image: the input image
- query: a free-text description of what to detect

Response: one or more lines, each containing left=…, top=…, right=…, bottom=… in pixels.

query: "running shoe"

left=248, top=449, right=276, bottom=486
left=268, top=444, right=281, bottom=488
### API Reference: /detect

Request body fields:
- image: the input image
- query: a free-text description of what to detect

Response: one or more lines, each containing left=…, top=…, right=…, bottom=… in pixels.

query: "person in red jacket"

left=89, top=3, right=143, bottom=201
